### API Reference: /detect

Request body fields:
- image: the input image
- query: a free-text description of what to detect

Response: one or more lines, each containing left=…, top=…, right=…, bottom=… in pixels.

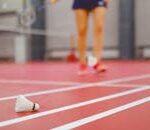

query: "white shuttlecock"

left=87, top=55, right=97, bottom=67
left=15, top=95, right=40, bottom=112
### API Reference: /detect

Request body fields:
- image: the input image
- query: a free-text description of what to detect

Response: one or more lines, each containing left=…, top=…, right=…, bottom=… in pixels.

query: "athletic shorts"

left=72, top=0, right=107, bottom=10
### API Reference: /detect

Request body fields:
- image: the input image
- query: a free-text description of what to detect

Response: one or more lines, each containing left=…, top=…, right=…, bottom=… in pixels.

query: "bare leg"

left=74, top=9, right=89, bottom=65
left=92, top=7, right=106, bottom=61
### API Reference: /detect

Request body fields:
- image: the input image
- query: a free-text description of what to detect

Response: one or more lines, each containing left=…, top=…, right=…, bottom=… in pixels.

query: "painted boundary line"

left=0, top=86, right=149, bottom=127
left=0, top=74, right=150, bottom=101
left=0, top=84, right=148, bottom=102
left=103, top=83, right=149, bottom=87
left=52, top=96, right=150, bottom=130
left=0, top=79, right=82, bottom=86
left=0, top=74, right=150, bottom=86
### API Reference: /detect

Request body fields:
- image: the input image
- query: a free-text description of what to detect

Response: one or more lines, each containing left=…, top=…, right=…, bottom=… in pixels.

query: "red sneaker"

left=93, top=62, right=107, bottom=73
left=78, top=64, right=88, bottom=76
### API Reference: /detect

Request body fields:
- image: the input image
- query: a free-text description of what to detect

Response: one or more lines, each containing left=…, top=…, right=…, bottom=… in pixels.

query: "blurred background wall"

left=0, top=0, right=150, bottom=62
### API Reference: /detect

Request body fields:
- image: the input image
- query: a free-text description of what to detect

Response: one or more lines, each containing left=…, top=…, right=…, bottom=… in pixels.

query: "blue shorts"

left=72, top=0, right=107, bottom=10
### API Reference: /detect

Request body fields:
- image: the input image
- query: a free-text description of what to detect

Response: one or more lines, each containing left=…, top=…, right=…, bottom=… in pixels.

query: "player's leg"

left=74, top=9, right=89, bottom=74
left=92, top=6, right=107, bottom=72
left=92, top=7, right=106, bottom=62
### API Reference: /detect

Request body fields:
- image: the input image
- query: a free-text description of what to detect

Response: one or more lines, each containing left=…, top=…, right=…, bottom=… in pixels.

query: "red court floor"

left=0, top=60, right=149, bottom=130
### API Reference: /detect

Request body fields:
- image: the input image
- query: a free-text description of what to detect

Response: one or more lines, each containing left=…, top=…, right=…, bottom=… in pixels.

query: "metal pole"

left=119, top=0, right=135, bottom=59
left=31, top=0, right=46, bottom=61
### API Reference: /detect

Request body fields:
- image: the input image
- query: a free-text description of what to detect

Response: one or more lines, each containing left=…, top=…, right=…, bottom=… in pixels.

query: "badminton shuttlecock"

left=87, top=55, right=97, bottom=67
left=15, top=95, right=40, bottom=112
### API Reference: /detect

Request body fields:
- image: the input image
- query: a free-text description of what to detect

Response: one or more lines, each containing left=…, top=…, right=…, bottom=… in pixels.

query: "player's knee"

left=95, top=24, right=104, bottom=34
left=78, top=25, right=87, bottom=36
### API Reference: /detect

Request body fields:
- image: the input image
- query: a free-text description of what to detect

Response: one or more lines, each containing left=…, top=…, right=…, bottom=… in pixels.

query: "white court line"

left=0, top=86, right=149, bottom=127
left=52, top=96, right=150, bottom=130
left=104, top=83, right=150, bottom=87
left=0, top=73, right=150, bottom=86
left=0, top=83, right=147, bottom=101
left=93, top=74, right=150, bottom=86
left=0, top=74, right=150, bottom=101
left=0, top=79, right=82, bottom=86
